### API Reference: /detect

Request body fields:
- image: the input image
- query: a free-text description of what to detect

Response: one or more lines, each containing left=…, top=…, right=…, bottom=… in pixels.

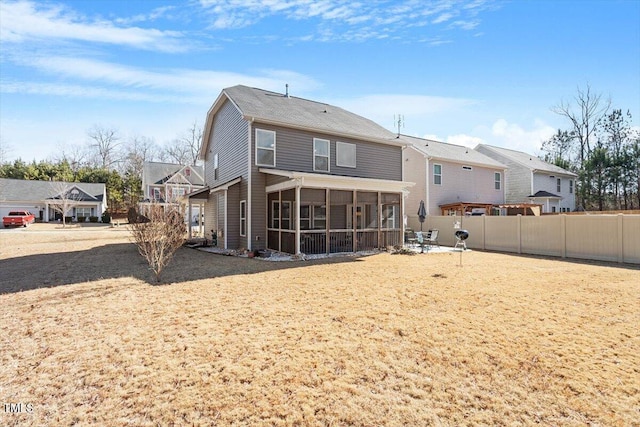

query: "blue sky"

left=1, top=0, right=639, bottom=162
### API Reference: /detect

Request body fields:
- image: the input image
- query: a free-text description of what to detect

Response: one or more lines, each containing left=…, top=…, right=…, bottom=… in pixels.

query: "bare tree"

left=48, top=181, right=82, bottom=228
left=552, top=84, right=610, bottom=168
left=121, top=135, right=160, bottom=178
left=162, top=121, right=203, bottom=165
left=129, top=204, right=186, bottom=282
left=88, top=125, right=121, bottom=169
left=0, top=137, right=12, bottom=164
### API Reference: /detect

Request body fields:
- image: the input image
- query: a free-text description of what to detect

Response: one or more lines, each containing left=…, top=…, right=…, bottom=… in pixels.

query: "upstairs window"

left=213, top=154, right=219, bottom=180
left=433, top=164, right=442, bottom=185
left=336, top=142, right=356, bottom=168
left=256, top=129, right=276, bottom=167
left=557, top=178, right=561, bottom=193
left=313, top=138, right=330, bottom=172
left=495, top=172, right=501, bottom=190
left=569, top=180, right=573, bottom=194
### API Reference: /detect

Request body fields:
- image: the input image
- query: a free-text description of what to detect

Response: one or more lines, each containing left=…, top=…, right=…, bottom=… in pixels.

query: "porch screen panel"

left=301, top=188, right=325, bottom=203
left=356, top=191, right=378, bottom=229
left=281, top=189, right=295, bottom=230
left=381, top=192, right=401, bottom=230
left=329, top=190, right=352, bottom=229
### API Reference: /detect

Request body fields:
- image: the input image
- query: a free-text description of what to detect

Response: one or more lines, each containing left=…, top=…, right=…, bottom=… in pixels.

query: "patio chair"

left=405, top=228, right=417, bottom=248
left=424, top=229, right=440, bottom=249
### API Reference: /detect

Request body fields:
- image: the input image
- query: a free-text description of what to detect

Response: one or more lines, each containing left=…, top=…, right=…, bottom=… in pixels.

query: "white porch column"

left=188, top=201, right=193, bottom=238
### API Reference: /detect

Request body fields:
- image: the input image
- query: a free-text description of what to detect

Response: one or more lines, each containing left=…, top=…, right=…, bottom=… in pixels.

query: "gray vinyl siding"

left=203, top=194, right=215, bottom=242
left=227, top=184, right=242, bottom=250
left=204, top=99, right=249, bottom=250
left=251, top=123, right=402, bottom=181
left=205, top=99, right=248, bottom=186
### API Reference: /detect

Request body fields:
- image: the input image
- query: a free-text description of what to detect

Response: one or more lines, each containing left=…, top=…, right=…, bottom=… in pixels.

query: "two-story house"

left=400, top=135, right=507, bottom=227
left=193, top=85, right=414, bottom=255
left=475, top=144, right=577, bottom=213
left=141, top=161, right=204, bottom=204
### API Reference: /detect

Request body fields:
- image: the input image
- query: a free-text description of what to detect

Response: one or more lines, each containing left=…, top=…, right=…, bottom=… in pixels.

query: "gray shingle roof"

left=399, top=134, right=507, bottom=168
left=475, top=144, right=577, bottom=176
left=223, top=85, right=399, bottom=143
left=142, top=162, right=204, bottom=186
left=0, top=178, right=106, bottom=202
left=529, top=190, right=561, bottom=198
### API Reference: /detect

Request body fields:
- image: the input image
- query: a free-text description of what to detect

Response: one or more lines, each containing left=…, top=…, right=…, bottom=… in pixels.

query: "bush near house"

left=89, top=216, right=99, bottom=223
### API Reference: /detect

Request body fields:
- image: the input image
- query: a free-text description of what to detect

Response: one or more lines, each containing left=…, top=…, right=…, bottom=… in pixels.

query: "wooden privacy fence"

left=423, top=214, right=640, bottom=264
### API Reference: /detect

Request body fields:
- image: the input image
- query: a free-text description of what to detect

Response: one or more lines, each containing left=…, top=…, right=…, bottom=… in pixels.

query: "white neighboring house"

left=475, top=144, right=577, bottom=213
left=400, top=135, right=507, bottom=228
left=141, top=162, right=205, bottom=204
left=140, top=162, right=205, bottom=224
left=0, top=178, right=107, bottom=222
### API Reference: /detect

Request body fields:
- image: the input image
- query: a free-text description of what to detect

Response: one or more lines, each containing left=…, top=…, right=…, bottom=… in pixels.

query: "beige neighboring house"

left=0, top=178, right=107, bottom=222
left=400, top=135, right=507, bottom=229
left=475, top=144, right=577, bottom=213
left=140, top=162, right=204, bottom=211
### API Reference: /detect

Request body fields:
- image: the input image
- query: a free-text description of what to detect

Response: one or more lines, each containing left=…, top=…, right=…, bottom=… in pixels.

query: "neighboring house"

left=400, top=135, right=507, bottom=227
left=0, top=178, right=107, bottom=222
left=475, top=144, right=577, bottom=213
left=193, top=85, right=414, bottom=255
left=141, top=162, right=205, bottom=204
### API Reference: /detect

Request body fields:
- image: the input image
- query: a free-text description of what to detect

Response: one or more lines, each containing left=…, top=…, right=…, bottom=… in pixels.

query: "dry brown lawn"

left=1, top=224, right=639, bottom=426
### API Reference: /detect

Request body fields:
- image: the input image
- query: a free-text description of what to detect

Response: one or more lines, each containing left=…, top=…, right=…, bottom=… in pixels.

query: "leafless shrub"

left=129, top=204, right=186, bottom=282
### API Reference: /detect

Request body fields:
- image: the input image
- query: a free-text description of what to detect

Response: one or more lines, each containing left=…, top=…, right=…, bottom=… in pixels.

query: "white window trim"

left=240, top=200, right=246, bottom=237
left=336, top=141, right=356, bottom=168
left=495, top=172, right=501, bottom=190
left=433, top=164, right=442, bottom=186
left=255, top=129, right=276, bottom=167
left=569, top=179, right=574, bottom=194
left=271, top=200, right=280, bottom=229
left=557, top=178, right=561, bottom=193
left=313, top=138, right=330, bottom=172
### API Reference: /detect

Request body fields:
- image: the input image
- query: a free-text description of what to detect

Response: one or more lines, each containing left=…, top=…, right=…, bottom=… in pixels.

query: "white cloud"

left=1, top=56, right=320, bottom=103
left=0, top=0, right=187, bottom=52
left=489, top=118, right=556, bottom=153
left=199, top=0, right=499, bottom=41
left=336, top=94, right=477, bottom=129
left=446, top=134, right=485, bottom=148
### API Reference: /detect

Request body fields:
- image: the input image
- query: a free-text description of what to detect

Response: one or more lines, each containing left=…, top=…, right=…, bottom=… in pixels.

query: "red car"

left=2, top=211, right=36, bottom=228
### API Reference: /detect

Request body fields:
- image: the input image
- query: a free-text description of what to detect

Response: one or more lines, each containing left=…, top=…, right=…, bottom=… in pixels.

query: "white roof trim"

left=209, top=177, right=242, bottom=194
left=260, top=168, right=414, bottom=193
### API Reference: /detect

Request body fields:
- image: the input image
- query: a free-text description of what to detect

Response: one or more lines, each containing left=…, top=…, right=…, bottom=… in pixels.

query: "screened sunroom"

left=262, top=169, right=412, bottom=255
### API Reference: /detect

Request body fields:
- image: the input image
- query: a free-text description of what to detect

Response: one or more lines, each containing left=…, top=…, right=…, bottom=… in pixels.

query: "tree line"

left=542, top=85, right=639, bottom=211
left=0, top=122, right=203, bottom=213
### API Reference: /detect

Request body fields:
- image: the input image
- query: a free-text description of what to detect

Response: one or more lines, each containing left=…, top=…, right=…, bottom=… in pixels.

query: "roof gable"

left=401, top=135, right=506, bottom=168
left=476, top=144, right=577, bottom=177
left=143, top=162, right=204, bottom=186
left=0, top=178, right=106, bottom=202
left=201, top=85, right=403, bottom=157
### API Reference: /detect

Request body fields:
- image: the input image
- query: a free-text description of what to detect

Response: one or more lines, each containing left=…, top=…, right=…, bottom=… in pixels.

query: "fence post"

left=482, top=214, right=486, bottom=250
left=561, top=214, right=567, bottom=258
left=517, top=214, right=522, bottom=254
left=617, top=214, right=624, bottom=263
